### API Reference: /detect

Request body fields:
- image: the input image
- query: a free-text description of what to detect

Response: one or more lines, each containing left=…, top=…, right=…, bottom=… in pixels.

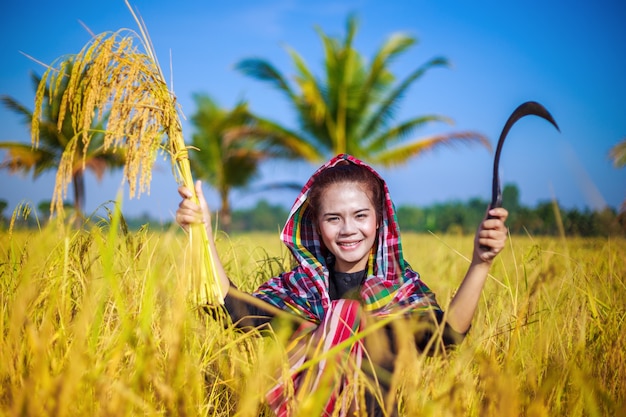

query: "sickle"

left=489, top=101, right=560, bottom=211
left=481, top=101, right=560, bottom=251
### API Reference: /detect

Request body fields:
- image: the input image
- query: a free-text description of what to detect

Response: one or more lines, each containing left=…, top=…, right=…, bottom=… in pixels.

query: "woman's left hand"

left=473, top=207, right=509, bottom=264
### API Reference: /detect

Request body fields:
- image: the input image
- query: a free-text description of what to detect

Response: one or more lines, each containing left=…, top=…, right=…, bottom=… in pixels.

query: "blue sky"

left=1, top=0, right=625, bottom=223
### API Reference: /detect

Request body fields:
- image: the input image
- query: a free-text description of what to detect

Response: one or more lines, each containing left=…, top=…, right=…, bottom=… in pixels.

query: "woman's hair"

left=308, top=161, right=384, bottom=223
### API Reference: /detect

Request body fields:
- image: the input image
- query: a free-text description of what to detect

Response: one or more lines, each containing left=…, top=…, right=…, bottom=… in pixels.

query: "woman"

left=176, top=154, right=508, bottom=416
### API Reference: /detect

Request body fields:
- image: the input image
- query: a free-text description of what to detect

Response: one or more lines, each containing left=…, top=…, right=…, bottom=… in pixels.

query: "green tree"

left=0, top=199, right=6, bottom=228
left=235, top=14, right=490, bottom=165
left=396, top=205, right=425, bottom=232
left=189, top=93, right=303, bottom=232
left=0, top=62, right=124, bottom=219
left=231, top=199, right=289, bottom=232
left=464, top=197, right=490, bottom=232
left=501, top=183, right=521, bottom=231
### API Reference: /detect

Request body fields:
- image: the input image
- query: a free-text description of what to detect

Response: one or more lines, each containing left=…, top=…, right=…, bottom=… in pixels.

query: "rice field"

left=1, top=208, right=625, bottom=416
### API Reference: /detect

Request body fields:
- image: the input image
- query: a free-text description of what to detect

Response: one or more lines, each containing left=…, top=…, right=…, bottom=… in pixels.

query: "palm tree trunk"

left=72, top=170, right=85, bottom=222
left=220, top=191, right=231, bottom=233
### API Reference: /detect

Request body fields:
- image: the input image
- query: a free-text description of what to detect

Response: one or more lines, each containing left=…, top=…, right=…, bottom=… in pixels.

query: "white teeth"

left=339, top=241, right=358, bottom=247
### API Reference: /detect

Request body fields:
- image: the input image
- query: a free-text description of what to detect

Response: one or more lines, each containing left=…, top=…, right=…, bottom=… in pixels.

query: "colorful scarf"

left=253, top=154, right=441, bottom=322
left=267, top=299, right=365, bottom=416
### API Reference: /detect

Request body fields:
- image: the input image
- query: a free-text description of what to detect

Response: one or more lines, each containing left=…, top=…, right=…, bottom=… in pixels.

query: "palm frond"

left=79, top=153, right=126, bottom=181
left=252, top=117, right=322, bottom=162
left=609, top=139, right=626, bottom=168
left=286, top=47, right=328, bottom=127
left=359, top=56, right=449, bottom=138
left=372, top=131, right=491, bottom=167
left=235, top=58, right=296, bottom=102
left=359, top=33, right=416, bottom=112
left=0, top=96, right=33, bottom=125
left=315, top=16, right=360, bottom=154
left=364, top=115, right=453, bottom=151
left=0, top=141, right=53, bottom=175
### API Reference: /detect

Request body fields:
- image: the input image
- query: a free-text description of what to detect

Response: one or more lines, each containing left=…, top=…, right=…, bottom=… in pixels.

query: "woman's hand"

left=473, top=207, right=509, bottom=264
left=176, top=180, right=211, bottom=233
left=175, top=180, right=231, bottom=297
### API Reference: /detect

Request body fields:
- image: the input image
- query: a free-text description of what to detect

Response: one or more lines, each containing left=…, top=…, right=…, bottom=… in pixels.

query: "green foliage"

left=189, top=93, right=308, bottom=232
left=6, top=181, right=622, bottom=236
left=230, top=199, right=289, bottom=232
left=396, top=183, right=625, bottom=237
left=0, top=199, right=7, bottom=227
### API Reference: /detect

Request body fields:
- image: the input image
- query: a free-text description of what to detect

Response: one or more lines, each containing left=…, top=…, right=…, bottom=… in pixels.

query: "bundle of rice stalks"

left=30, top=1, right=222, bottom=305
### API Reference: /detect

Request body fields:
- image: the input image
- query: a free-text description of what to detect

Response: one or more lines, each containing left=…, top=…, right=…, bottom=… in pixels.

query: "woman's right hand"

left=176, top=180, right=231, bottom=297
left=176, top=180, right=211, bottom=233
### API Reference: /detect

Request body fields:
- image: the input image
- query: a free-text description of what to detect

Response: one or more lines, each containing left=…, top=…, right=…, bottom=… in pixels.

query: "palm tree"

left=235, top=14, right=490, bottom=166
left=0, top=61, right=124, bottom=219
left=189, top=93, right=304, bottom=232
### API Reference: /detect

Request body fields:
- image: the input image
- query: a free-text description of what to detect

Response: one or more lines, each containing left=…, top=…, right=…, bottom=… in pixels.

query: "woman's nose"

left=340, top=218, right=356, bottom=234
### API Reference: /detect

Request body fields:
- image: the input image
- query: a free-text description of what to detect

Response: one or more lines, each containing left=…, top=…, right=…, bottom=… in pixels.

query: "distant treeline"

left=228, top=184, right=625, bottom=237
left=2, top=184, right=625, bottom=236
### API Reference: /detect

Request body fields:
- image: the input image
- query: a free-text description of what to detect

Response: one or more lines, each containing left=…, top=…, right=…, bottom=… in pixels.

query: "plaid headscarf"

left=253, top=154, right=441, bottom=323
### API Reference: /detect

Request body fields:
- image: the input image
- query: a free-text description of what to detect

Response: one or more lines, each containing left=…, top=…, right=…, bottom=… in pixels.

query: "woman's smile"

left=337, top=240, right=363, bottom=249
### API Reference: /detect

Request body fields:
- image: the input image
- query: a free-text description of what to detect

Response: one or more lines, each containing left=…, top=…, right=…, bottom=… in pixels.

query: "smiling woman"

left=176, top=153, right=509, bottom=416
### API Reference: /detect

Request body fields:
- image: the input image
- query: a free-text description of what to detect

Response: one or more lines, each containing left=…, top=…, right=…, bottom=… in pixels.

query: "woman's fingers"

left=478, top=230, right=506, bottom=253
left=195, top=180, right=205, bottom=200
left=176, top=182, right=206, bottom=229
left=486, top=207, right=509, bottom=223
left=178, top=185, right=193, bottom=199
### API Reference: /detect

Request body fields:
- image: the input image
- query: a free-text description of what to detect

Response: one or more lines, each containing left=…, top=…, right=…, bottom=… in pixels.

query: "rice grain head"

left=31, top=6, right=223, bottom=304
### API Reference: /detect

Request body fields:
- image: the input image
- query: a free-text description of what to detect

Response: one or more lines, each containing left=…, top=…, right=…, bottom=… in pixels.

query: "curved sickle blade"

left=490, top=101, right=560, bottom=209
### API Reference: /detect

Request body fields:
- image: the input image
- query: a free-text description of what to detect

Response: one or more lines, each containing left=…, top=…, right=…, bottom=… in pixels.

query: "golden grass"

left=1, top=213, right=625, bottom=416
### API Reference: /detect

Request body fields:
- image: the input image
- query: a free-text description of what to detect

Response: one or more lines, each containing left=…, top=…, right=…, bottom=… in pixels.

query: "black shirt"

left=328, top=269, right=367, bottom=300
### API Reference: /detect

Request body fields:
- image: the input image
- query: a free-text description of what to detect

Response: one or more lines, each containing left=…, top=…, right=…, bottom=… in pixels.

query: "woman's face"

left=316, top=182, right=379, bottom=273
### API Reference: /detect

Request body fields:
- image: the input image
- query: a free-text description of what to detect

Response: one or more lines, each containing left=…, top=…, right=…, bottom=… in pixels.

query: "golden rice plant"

left=30, top=1, right=222, bottom=305
left=1, top=212, right=625, bottom=416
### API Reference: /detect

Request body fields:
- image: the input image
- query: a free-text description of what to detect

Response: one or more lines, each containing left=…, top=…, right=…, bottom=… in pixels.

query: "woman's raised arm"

left=446, top=207, right=509, bottom=333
